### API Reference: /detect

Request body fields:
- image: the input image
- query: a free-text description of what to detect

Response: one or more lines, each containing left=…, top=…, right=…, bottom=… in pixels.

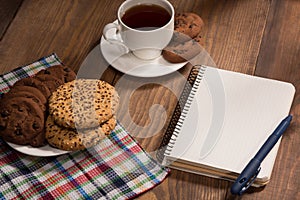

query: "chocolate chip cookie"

left=174, top=13, right=204, bottom=39
left=14, top=77, right=51, bottom=99
left=4, top=85, right=47, bottom=112
left=30, top=130, right=46, bottom=147
left=163, top=34, right=204, bottom=63
left=34, top=74, right=64, bottom=93
left=0, top=97, right=45, bottom=146
left=162, top=12, right=205, bottom=63
left=36, top=65, right=76, bottom=83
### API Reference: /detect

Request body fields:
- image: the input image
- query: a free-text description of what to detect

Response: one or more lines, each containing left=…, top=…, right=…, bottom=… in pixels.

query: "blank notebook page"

left=167, top=66, right=295, bottom=179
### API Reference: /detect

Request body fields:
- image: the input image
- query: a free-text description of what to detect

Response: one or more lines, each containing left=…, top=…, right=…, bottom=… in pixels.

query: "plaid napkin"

left=0, top=54, right=169, bottom=200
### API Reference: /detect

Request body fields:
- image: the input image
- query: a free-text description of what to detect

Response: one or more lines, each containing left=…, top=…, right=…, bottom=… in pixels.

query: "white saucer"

left=7, top=142, right=70, bottom=157
left=100, top=21, right=187, bottom=77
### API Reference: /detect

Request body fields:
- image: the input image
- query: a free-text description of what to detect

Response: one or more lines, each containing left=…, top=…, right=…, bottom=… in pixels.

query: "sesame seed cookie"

left=45, top=115, right=116, bottom=151
left=48, top=79, right=119, bottom=129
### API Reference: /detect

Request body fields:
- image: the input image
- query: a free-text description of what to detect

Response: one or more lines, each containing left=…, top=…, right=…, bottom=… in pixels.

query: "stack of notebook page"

left=159, top=66, right=295, bottom=186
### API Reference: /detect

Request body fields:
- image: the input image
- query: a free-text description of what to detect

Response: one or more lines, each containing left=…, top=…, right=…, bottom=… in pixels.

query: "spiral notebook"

left=158, top=66, right=295, bottom=186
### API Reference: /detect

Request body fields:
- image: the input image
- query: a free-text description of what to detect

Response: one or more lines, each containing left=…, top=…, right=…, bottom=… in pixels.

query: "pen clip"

left=239, top=166, right=261, bottom=195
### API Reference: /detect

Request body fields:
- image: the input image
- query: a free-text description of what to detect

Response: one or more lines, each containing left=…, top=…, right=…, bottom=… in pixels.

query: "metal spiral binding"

left=163, top=65, right=207, bottom=156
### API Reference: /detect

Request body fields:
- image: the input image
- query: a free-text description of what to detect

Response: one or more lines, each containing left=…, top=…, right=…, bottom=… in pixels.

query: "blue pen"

left=231, top=115, right=292, bottom=195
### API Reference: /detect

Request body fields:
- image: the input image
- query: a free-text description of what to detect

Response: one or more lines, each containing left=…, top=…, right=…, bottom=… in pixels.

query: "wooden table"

left=1, top=0, right=299, bottom=199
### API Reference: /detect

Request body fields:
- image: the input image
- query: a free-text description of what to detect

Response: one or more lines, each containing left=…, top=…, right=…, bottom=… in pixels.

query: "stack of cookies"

left=163, top=13, right=205, bottom=63
left=46, top=79, right=119, bottom=151
left=0, top=65, right=76, bottom=147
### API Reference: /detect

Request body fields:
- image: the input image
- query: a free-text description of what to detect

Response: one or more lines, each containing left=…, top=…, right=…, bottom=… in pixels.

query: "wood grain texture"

left=0, top=0, right=124, bottom=74
left=0, top=0, right=299, bottom=199
left=249, top=0, right=300, bottom=199
left=170, top=0, right=271, bottom=74
left=0, top=0, right=23, bottom=39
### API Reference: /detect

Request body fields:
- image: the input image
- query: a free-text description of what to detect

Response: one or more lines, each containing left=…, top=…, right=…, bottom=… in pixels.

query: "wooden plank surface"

left=0, top=0, right=23, bottom=39
left=0, top=0, right=123, bottom=73
left=250, top=0, right=300, bottom=199
left=0, top=0, right=299, bottom=199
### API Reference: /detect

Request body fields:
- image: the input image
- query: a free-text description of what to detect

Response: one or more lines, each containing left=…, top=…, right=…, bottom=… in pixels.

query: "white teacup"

left=103, top=0, right=175, bottom=60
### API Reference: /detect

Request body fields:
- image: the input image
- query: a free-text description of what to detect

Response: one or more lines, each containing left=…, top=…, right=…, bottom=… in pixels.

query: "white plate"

left=100, top=21, right=187, bottom=77
left=7, top=142, right=70, bottom=157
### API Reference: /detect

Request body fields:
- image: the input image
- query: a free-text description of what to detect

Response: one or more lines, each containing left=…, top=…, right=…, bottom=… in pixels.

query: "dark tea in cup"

left=121, top=4, right=171, bottom=30
left=103, top=0, right=174, bottom=60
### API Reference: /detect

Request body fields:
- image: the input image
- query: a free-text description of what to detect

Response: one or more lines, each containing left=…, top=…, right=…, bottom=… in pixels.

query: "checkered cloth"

left=0, top=53, right=170, bottom=199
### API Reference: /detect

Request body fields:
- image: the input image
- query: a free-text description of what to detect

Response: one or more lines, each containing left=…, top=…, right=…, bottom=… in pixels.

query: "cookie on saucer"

left=163, top=12, right=205, bottom=63
left=162, top=34, right=204, bottom=63
left=174, top=13, right=204, bottom=39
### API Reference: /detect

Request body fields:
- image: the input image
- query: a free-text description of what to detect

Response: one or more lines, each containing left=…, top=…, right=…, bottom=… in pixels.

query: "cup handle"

left=103, top=22, right=129, bottom=53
